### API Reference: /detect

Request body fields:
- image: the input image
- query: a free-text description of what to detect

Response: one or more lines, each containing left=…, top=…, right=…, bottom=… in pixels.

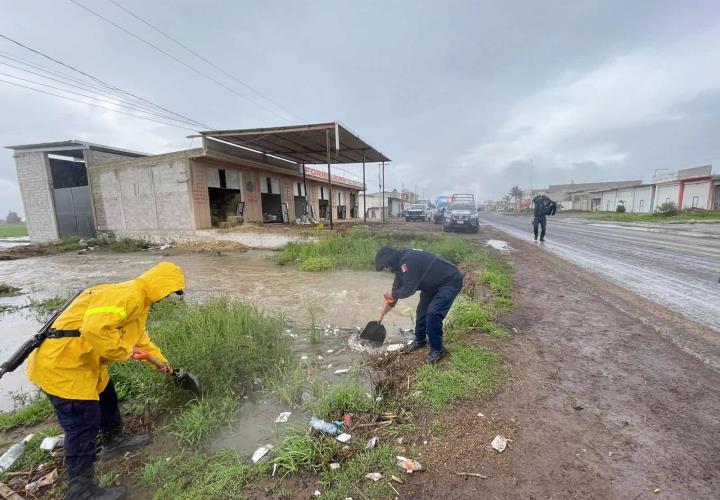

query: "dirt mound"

left=164, top=240, right=249, bottom=255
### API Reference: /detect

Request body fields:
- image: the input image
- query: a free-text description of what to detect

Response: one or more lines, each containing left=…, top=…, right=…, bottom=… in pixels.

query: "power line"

left=106, top=0, right=303, bottom=123
left=0, top=33, right=212, bottom=128
left=0, top=77, right=198, bottom=131
left=68, top=0, right=293, bottom=123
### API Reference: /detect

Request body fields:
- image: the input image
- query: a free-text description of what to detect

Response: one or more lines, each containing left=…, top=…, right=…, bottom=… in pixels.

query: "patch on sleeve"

left=401, top=263, right=409, bottom=273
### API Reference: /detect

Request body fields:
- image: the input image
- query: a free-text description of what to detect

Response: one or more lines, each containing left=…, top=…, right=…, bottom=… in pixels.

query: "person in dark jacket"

left=375, top=247, right=464, bottom=364
left=532, top=195, right=556, bottom=241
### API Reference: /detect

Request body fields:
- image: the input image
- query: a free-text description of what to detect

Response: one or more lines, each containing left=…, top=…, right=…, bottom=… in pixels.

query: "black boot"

left=66, top=470, right=127, bottom=500
left=407, top=339, right=428, bottom=351
left=99, top=431, right=150, bottom=461
left=425, top=348, right=447, bottom=365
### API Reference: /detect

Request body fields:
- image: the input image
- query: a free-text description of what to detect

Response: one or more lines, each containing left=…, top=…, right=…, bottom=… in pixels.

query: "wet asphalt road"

left=477, top=212, right=720, bottom=333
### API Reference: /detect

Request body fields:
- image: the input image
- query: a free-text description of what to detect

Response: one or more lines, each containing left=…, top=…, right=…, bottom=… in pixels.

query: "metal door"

left=53, top=185, right=96, bottom=239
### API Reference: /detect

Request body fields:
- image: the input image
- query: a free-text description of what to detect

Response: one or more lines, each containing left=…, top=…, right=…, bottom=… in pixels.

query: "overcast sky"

left=1, top=0, right=719, bottom=216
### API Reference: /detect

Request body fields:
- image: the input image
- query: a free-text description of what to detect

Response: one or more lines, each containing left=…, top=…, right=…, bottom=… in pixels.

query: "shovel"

left=135, top=350, right=202, bottom=398
left=360, top=306, right=388, bottom=344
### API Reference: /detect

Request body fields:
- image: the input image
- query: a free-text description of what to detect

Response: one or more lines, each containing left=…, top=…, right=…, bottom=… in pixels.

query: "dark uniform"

left=532, top=196, right=556, bottom=241
left=375, top=247, right=463, bottom=360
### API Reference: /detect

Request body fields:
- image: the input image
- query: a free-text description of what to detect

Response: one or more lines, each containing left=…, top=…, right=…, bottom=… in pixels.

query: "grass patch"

left=319, top=444, right=398, bottom=500
left=0, top=394, right=54, bottom=433
left=581, top=210, right=720, bottom=223
left=414, top=345, right=507, bottom=410
left=272, top=426, right=336, bottom=474
left=0, top=283, right=21, bottom=297
left=312, top=382, right=379, bottom=421
left=0, top=223, right=28, bottom=237
left=26, top=294, right=72, bottom=321
left=109, top=296, right=292, bottom=444
left=140, top=449, right=257, bottom=499
left=445, top=294, right=509, bottom=340
left=275, top=227, right=482, bottom=272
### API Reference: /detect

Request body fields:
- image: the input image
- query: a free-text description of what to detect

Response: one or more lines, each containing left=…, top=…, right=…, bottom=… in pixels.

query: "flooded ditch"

left=0, top=249, right=418, bottom=455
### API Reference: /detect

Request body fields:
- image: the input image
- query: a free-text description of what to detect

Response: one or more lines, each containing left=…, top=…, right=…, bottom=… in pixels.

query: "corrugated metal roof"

left=5, top=140, right=146, bottom=157
left=193, top=122, right=390, bottom=165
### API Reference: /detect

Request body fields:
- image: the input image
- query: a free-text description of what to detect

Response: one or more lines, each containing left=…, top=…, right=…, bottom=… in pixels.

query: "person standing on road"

left=27, top=262, right=185, bottom=500
left=532, top=195, right=557, bottom=242
left=375, top=247, right=464, bottom=364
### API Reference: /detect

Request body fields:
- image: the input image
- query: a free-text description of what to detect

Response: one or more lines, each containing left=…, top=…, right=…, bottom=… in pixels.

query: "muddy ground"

left=398, top=222, right=719, bottom=499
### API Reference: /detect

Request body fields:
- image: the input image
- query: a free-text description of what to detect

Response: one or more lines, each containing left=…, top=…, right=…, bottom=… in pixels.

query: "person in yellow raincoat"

left=27, top=262, right=185, bottom=500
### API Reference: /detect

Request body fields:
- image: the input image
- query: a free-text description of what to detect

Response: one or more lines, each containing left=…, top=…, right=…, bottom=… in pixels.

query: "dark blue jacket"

left=533, top=196, right=556, bottom=218
left=375, top=247, right=462, bottom=300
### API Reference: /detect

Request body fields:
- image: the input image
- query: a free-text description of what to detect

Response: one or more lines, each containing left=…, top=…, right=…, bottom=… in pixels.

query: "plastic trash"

left=386, top=344, right=404, bottom=352
left=40, top=435, right=64, bottom=451
left=336, top=433, right=352, bottom=443
left=491, top=435, right=509, bottom=452
left=275, top=412, right=291, bottom=423
left=0, top=434, right=34, bottom=474
left=25, top=469, right=58, bottom=494
left=334, top=368, right=350, bottom=375
left=314, top=490, right=321, bottom=497
left=309, top=416, right=340, bottom=435
left=396, top=456, right=423, bottom=474
left=343, top=414, right=353, bottom=426
left=329, top=463, right=340, bottom=470
left=252, top=445, right=272, bottom=463
left=366, top=437, right=379, bottom=449
left=365, top=472, right=382, bottom=481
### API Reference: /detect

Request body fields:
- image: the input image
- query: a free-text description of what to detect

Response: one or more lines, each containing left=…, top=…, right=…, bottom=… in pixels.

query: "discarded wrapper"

left=274, top=412, right=292, bottom=423
left=25, top=469, right=58, bottom=494
left=365, top=472, right=382, bottom=482
left=366, top=437, right=379, bottom=449
left=336, top=433, right=352, bottom=443
left=40, top=435, right=64, bottom=451
left=330, top=462, right=341, bottom=470
left=396, top=456, right=423, bottom=473
left=343, top=413, right=353, bottom=426
left=491, top=435, right=509, bottom=452
left=252, top=445, right=272, bottom=463
left=334, top=368, right=350, bottom=375
left=386, top=344, right=404, bottom=352
left=314, top=490, right=321, bottom=497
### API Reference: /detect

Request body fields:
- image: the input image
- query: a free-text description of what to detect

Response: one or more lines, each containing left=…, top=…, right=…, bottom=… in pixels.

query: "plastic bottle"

left=309, top=416, right=339, bottom=435
left=0, top=434, right=34, bottom=474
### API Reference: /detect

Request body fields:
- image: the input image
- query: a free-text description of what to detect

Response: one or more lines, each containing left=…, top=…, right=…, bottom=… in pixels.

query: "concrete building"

left=549, top=180, right=642, bottom=211
left=360, top=190, right=404, bottom=219
left=9, top=123, right=389, bottom=242
left=652, top=166, right=716, bottom=211
left=597, top=184, right=655, bottom=212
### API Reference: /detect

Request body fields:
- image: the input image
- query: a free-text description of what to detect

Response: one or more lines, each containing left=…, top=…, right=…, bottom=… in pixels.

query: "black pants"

left=533, top=216, right=547, bottom=240
left=47, top=380, right=122, bottom=479
left=415, top=274, right=464, bottom=351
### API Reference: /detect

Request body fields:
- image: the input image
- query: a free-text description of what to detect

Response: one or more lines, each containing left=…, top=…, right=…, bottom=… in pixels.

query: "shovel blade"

left=173, top=368, right=202, bottom=397
left=360, top=321, right=387, bottom=344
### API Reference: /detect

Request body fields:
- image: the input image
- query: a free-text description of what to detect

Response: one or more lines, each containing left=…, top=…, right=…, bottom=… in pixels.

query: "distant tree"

left=657, top=201, right=678, bottom=216
left=509, top=186, right=524, bottom=210
left=616, top=204, right=626, bottom=213
left=5, top=211, right=21, bottom=224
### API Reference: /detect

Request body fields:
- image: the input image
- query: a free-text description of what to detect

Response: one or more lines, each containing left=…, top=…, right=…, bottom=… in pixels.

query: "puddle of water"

left=0, top=251, right=418, bottom=418
left=486, top=239, right=510, bottom=251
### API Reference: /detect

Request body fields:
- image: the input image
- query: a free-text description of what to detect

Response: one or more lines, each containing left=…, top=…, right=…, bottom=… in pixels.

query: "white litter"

left=386, top=344, right=404, bottom=352
left=336, top=433, right=352, bottom=443
left=491, top=435, right=509, bottom=452
left=317, top=355, right=324, bottom=361
left=330, top=462, right=341, bottom=470
left=40, top=435, right=64, bottom=451
left=485, top=239, right=510, bottom=251
left=366, top=437, right=379, bottom=449
left=334, top=368, right=350, bottom=375
left=25, top=468, right=58, bottom=493
left=300, top=355, right=308, bottom=360
left=274, top=412, right=291, bottom=423
left=314, top=490, right=322, bottom=497
left=159, top=244, right=171, bottom=250
left=252, top=445, right=272, bottom=463
left=477, top=412, right=485, bottom=418
left=326, top=349, right=334, bottom=353
left=365, top=472, right=382, bottom=482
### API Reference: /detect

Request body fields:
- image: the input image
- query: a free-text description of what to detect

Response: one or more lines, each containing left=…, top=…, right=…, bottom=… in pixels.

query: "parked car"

left=443, top=194, right=479, bottom=233
left=405, top=202, right=432, bottom=222
left=433, top=195, right=451, bottom=224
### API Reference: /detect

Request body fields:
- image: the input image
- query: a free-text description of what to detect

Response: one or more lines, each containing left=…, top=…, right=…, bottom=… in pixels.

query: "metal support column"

left=326, top=129, right=334, bottom=230
left=362, top=151, right=367, bottom=223
left=381, top=161, right=385, bottom=223
left=302, top=163, right=308, bottom=217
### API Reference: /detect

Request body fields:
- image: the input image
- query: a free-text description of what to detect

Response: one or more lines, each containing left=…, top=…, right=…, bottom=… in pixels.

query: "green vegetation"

left=276, top=227, right=483, bottom=272
left=110, top=297, right=292, bottom=444
left=583, top=209, right=720, bottom=223
left=445, top=295, right=509, bottom=340
left=272, top=426, right=335, bottom=474
left=414, top=345, right=507, bottom=410
left=0, top=395, right=54, bottom=432
left=88, top=235, right=151, bottom=252
left=319, top=444, right=398, bottom=499
left=0, top=283, right=21, bottom=297
left=311, top=382, right=379, bottom=421
left=0, top=223, right=28, bottom=237
left=0, top=428, right=60, bottom=481
left=27, top=294, right=72, bottom=320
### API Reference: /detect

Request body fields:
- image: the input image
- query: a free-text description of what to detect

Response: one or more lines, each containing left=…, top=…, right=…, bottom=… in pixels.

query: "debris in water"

left=40, top=435, right=63, bottom=451
left=251, top=445, right=272, bottom=463
left=396, top=456, right=423, bottom=473
left=336, top=433, right=352, bottom=443
left=365, top=472, right=382, bottom=482
left=25, top=469, right=58, bottom=494
left=386, top=343, right=404, bottom=352
left=366, top=437, right=379, bottom=449
left=330, top=462, right=340, bottom=470
left=310, top=416, right=340, bottom=435
left=491, top=435, right=509, bottom=452
left=334, top=368, right=350, bottom=374
left=275, top=412, right=291, bottom=423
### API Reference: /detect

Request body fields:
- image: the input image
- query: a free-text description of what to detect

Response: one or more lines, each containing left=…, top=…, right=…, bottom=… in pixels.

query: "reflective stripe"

left=84, top=306, right=126, bottom=319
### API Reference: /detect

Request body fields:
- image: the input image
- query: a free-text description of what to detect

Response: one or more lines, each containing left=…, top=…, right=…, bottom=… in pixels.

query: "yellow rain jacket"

left=27, top=262, right=185, bottom=401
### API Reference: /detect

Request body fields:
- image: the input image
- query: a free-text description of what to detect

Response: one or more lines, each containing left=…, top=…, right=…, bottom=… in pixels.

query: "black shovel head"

left=360, top=321, right=387, bottom=344
left=173, top=368, right=202, bottom=397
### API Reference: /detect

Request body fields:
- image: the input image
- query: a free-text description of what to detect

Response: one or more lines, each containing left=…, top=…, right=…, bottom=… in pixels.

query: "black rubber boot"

left=407, top=340, right=428, bottom=352
left=425, top=348, right=447, bottom=365
left=99, top=431, right=150, bottom=461
left=66, top=470, right=127, bottom=500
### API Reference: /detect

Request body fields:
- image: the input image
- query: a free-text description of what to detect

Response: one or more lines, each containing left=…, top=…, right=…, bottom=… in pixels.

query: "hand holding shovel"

left=132, top=348, right=202, bottom=397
